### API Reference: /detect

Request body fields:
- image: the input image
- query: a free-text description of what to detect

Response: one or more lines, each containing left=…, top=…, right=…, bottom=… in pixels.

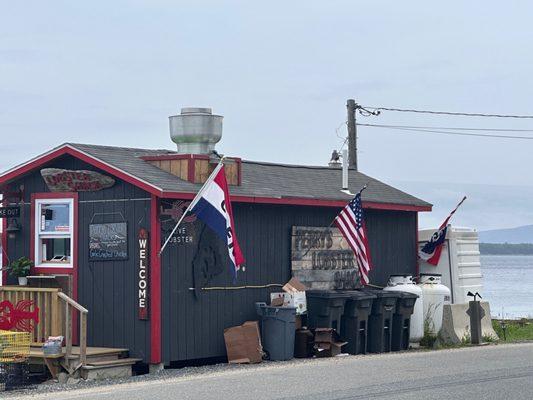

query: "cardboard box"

left=314, top=342, right=346, bottom=358
left=224, top=321, right=263, bottom=364
left=270, top=291, right=307, bottom=315
left=314, top=328, right=336, bottom=343
left=270, top=293, right=285, bottom=307
left=282, top=277, right=306, bottom=293
left=313, top=328, right=347, bottom=358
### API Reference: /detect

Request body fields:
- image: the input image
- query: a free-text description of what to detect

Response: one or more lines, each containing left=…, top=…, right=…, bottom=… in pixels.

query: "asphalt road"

left=9, top=342, right=533, bottom=400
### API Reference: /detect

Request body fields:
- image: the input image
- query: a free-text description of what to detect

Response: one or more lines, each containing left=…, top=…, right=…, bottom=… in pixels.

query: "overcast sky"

left=1, top=1, right=532, bottom=230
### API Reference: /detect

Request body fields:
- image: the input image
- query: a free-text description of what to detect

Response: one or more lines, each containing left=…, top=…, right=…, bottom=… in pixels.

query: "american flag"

left=334, top=191, right=372, bottom=284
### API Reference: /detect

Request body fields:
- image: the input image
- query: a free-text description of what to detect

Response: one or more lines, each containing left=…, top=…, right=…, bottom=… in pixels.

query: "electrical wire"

left=188, top=284, right=284, bottom=291
left=333, top=120, right=349, bottom=150
left=357, top=123, right=533, bottom=140
left=356, top=123, right=533, bottom=133
left=335, top=120, right=347, bottom=139
left=361, top=106, right=533, bottom=119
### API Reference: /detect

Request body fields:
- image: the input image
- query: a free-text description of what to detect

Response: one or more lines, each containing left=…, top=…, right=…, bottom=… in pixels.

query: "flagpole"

left=158, top=159, right=225, bottom=257
left=328, top=183, right=369, bottom=227
left=449, top=196, right=467, bottom=217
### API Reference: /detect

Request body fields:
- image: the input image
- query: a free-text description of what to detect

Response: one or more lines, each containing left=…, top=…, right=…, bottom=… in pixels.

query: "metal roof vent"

left=169, top=107, right=223, bottom=154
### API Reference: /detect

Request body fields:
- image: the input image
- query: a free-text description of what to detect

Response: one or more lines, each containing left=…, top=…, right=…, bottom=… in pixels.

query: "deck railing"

left=0, top=287, right=62, bottom=343
left=57, top=291, right=88, bottom=368
left=0, top=286, right=89, bottom=368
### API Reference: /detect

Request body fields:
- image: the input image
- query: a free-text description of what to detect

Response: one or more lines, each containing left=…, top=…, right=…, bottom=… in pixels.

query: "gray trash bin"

left=255, top=302, right=296, bottom=361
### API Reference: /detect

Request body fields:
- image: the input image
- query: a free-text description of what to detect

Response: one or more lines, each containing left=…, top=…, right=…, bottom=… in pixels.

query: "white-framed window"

left=34, top=198, right=74, bottom=267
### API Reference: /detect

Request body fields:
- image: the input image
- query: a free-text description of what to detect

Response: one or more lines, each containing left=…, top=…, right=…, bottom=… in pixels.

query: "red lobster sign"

left=0, top=300, right=40, bottom=332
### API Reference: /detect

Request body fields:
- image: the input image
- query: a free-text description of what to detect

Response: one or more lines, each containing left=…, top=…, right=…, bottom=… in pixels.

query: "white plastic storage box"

left=418, top=226, right=483, bottom=304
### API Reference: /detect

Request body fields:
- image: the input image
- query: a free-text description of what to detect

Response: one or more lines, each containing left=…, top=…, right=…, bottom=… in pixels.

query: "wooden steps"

left=84, top=358, right=142, bottom=369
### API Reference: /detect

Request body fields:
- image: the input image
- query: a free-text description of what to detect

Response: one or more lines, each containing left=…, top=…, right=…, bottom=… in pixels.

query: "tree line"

left=479, top=243, right=533, bottom=255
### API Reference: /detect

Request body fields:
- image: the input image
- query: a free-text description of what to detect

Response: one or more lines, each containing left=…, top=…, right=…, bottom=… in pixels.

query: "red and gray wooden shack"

left=0, top=142, right=431, bottom=366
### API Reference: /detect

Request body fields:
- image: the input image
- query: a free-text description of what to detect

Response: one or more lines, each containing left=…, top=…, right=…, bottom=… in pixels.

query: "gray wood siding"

left=4, top=153, right=416, bottom=365
left=161, top=203, right=416, bottom=363
left=3, top=154, right=151, bottom=361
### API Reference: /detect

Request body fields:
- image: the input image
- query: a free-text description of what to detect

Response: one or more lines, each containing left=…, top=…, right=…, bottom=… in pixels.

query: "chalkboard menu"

left=89, top=222, right=128, bottom=261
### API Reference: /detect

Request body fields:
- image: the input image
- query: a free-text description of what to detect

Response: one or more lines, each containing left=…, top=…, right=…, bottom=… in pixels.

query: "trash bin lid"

left=306, top=290, right=353, bottom=299
left=255, top=302, right=297, bottom=318
left=358, top=288, right=398, bottom=298
left=339, top=290, right=377, bottom=300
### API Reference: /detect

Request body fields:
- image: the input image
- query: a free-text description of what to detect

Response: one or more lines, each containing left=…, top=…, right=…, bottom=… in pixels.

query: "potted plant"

left=8, top=257, right=33, bottom=286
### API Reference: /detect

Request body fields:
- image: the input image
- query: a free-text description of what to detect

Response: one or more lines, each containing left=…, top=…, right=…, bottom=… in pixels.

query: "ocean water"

left=481, top=255, right=533, bottom=318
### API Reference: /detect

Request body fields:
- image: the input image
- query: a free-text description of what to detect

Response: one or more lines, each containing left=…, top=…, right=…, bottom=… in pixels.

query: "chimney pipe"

left=169, top=107, right=223, bottom=154
left=342, top=149, right=348, bottom=190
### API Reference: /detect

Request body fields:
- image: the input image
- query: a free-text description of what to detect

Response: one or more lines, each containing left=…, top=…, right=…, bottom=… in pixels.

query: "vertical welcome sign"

left=138, top=228, right=149, bottom=320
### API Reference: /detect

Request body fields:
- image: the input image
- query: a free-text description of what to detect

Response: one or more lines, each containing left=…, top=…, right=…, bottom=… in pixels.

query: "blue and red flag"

left=189, top=163, right=245, bottom=276
left=419, top=196, right=466, bottom=265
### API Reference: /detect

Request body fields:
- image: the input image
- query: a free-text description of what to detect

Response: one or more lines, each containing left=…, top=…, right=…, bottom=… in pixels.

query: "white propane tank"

left=383, top=275, right=424, bottom=343
left=417, top=273, right=451, bottom=335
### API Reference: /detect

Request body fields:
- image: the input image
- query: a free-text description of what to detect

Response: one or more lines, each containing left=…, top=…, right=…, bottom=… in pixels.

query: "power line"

left=361, top=106, right=533, bottom=119
left=356, top=123, right=533, bottom=133
left=357, top=123, right=533, bottom=140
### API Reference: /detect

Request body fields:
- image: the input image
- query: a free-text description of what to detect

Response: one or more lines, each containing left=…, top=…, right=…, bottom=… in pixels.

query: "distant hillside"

left=480, top=243, right=533, bottom=255
left=479, top=225, right=533, bottom=244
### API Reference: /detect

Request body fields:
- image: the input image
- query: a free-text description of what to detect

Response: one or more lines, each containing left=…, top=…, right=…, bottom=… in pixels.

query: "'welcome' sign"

left=138, top=229, right=149, bottom=320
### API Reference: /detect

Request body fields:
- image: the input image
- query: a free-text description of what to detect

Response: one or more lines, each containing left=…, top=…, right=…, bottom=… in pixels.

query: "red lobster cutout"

left=0, top=300, right=40, bottom=332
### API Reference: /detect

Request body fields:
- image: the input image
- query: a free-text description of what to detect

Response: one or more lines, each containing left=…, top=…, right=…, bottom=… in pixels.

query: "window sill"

left=34, top=264, right=74, bottom=269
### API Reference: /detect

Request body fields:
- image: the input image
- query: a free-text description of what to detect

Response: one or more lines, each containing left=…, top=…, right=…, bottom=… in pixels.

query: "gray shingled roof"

left=65, top=143, right=430, bottom=208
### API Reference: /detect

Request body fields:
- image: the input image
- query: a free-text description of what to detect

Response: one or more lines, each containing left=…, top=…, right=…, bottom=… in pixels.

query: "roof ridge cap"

left=67, top=142, right=174, bottom=153
left=243, top=160, right=359, bottom=170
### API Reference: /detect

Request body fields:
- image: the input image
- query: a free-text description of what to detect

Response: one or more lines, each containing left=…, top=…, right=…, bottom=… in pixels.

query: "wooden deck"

left=1, top=287, right=139, bottom=380
left=28, top=346, right=134, bottom=379
left=29, top=346, right=129, bottom=359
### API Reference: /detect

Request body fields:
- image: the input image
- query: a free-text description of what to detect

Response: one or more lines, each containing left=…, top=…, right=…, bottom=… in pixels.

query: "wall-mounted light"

left=6, top=218, right=21, bottom=239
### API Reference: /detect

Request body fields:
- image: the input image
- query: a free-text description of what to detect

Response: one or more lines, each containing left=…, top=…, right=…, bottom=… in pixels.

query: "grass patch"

left=492, top=319, right=533, bottom=342
left=420, top=314, right=438, bottom=348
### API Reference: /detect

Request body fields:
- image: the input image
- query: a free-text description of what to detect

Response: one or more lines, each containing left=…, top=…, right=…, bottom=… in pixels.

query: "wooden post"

left=347, top=99, right=358, bottom=170
left=65, top=302, right=72, bottom=358
left=51, top=291, right=61, bottom=337
left=79, top=313, right=87, bottom=366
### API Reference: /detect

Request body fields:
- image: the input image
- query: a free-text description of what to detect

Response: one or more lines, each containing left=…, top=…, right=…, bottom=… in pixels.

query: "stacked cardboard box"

left=270, top=277, right=307, bottom=315
left=313, top=328, right=348, bottom=358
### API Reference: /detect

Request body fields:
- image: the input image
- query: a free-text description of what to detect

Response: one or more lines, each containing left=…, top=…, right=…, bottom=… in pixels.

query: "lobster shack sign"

left=41, top=168, right=115, bottom=192
left=291, top=226, right=361, bottom=290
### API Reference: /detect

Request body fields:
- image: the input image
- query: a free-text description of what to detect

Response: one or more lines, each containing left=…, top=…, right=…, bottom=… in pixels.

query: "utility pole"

left=346, top=99, right=358, bottom=170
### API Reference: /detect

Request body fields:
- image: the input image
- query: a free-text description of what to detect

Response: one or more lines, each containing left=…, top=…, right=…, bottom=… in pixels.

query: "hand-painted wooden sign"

left=89, top=222, right=128, bottom=261
left=291, top=226, right=361, bottom=290
left=138, top=228, right=149, bottom=320
left=0, top=206, right=20, bottom=218
left=160, top=200, right=196, bottom=245
left=41, top=168, right=115, bottom=192
left=0, top=300, right=40, bottom=332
